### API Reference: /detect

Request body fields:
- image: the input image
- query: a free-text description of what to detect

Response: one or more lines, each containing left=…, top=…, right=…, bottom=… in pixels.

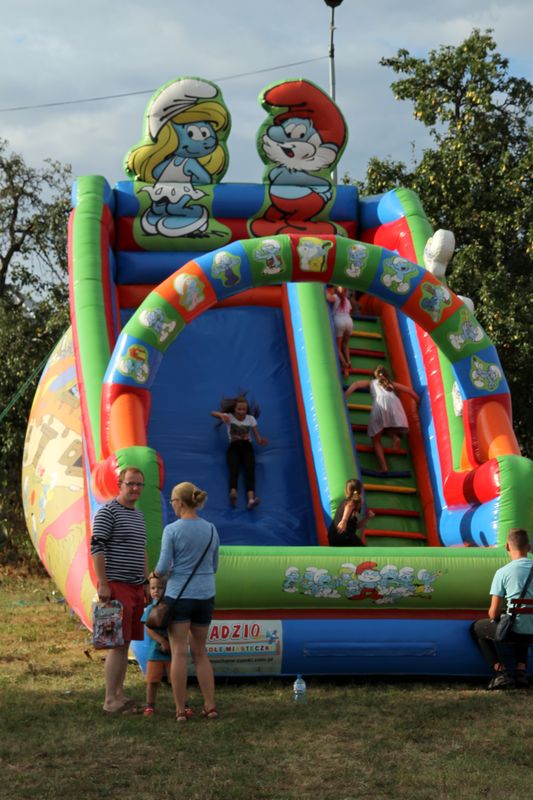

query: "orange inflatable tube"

left=477, top=401, right=520, bottom=461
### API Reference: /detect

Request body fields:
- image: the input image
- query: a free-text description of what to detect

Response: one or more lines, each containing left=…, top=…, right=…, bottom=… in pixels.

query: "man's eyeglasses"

left=123, top=481, right=145, bottom=488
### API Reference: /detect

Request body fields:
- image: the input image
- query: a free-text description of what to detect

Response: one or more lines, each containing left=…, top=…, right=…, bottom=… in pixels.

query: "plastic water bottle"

left=293, top=674, right=307, bottom=703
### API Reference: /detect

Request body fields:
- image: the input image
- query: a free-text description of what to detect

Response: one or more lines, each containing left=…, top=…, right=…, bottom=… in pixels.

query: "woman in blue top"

left=155, top=481, right=220, bottom=721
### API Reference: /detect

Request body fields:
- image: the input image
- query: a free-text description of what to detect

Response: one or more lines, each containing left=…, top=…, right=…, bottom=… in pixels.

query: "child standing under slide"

left=211, top=395, right=268, bottom=509
left=141, top=573, right=175, bottom=717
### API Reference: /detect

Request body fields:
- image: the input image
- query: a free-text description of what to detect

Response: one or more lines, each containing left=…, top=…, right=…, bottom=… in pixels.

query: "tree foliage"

left=354, top=30, right=533, bottom=454
left=0, top=140, right=72, bottom=562
left=0, top=139, right=72, bottom=298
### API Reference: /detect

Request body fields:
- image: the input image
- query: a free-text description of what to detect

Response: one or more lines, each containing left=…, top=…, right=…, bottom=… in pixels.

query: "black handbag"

left=494, top=562, right=533, bottom=642
left=145, top=597, right=173, bottom=629
left=146, top=527, right=214, bottom=629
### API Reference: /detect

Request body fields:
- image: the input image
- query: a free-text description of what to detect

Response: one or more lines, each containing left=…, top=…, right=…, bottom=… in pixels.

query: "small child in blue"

left=141, top=573, right=172, bottom=717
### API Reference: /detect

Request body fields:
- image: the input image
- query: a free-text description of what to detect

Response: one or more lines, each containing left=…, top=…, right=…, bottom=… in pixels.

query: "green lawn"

left=0, top=569, right=531, bottom=800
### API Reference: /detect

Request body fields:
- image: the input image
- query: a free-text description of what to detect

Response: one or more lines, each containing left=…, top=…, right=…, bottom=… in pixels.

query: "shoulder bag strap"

left=175, top=527, right=214, bottom=601
left=510, top=561, right=533, bottom=619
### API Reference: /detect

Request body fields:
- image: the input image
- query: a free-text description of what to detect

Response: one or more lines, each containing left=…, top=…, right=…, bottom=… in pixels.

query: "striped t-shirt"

left=90, top=499, right=146, bottom=584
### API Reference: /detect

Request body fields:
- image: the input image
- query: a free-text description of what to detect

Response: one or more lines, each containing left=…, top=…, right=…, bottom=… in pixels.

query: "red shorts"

left=108, top=581, right=145, bottom=642
left=145, top=660, right=169, bottom=683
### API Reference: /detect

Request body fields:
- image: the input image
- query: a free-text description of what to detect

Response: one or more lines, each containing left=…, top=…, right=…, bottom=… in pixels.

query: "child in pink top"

left=327, top=285, right=355, bottom=378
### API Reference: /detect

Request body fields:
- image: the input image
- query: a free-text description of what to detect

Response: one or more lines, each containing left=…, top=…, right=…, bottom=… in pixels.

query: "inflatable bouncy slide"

left=22, top=77, right=533, bottom=677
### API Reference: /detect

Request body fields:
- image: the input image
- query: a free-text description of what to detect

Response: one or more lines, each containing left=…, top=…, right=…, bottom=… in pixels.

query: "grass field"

left=0, top=568, right=531, bottom=800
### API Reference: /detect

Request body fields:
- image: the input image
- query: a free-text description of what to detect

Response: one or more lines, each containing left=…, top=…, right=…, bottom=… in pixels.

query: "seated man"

left=471, top=528, right=533, bottom=690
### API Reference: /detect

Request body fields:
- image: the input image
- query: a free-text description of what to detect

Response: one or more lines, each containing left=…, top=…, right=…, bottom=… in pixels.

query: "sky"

left=1, top=0, right=531, bottom=187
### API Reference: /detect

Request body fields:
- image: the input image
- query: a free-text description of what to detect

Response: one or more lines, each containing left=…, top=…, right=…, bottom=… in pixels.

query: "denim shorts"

left=163, top=595, right=215, bottom=627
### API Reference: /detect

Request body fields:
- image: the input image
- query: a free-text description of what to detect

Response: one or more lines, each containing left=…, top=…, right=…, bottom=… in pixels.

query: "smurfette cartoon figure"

left=249, top=79, right=347, bottom=236
left=125, top=77, right=230, bottom=238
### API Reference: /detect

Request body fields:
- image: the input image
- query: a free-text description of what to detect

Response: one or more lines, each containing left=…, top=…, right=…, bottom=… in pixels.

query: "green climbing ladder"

left=345, top=312, right=427, bottom=547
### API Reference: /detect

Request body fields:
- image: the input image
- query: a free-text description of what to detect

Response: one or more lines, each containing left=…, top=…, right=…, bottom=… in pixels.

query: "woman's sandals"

left=175, top=705, right=194, bottom=723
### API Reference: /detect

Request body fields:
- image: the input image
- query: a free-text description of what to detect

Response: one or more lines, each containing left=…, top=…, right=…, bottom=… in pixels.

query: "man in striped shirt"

left=91, top=467, right=148, bottom=713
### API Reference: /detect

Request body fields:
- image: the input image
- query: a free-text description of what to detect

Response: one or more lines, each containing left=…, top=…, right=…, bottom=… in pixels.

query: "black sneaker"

left=515, top=670, right=529, bottom=689
left=487, top=671, right=515, bottom=690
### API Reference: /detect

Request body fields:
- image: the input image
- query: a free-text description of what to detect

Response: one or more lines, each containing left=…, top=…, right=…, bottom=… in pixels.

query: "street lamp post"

left=324, top=0, right=344, bottom=183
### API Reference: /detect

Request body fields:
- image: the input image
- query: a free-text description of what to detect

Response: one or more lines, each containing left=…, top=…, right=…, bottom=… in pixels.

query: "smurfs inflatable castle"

left=22, top=76, right=533, bottom=676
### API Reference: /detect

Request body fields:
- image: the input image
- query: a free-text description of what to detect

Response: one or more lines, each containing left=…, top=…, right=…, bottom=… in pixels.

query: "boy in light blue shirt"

left=471, top=528, right=533, bottom=690
left=141, top=573, right=171, bottom=716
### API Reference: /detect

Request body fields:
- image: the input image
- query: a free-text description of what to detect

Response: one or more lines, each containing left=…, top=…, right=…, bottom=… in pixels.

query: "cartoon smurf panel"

left=282, top=561, right=444, bottom=605
left=123, top=76, right=232, bottom=245
left=249, top=78, right=349, bottom=237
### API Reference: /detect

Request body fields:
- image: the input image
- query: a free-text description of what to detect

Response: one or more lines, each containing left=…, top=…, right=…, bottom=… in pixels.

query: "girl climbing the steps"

left=326, top=285, right=356, bottom=378
left=328, top=478, right=375, bottom=547
left=344, top=365, right=419, bottom=475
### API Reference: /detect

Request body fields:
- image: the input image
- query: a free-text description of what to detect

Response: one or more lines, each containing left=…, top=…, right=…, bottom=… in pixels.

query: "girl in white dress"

left=345, top=365, right=420, bottom=474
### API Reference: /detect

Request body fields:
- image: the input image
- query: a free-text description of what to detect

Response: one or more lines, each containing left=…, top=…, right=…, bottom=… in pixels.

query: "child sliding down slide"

left=211, top=394, right=268, bottom=509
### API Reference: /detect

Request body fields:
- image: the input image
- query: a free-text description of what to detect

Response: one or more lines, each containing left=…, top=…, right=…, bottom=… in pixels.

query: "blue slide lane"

left=121, top=305, right=316, bottom=547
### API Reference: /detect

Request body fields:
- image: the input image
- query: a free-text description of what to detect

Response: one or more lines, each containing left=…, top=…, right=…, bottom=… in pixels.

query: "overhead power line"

left=0, top=56, right=328, bottom=113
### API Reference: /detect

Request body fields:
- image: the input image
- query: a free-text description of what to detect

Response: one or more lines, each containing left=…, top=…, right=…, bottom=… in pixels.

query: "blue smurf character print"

left=212, top=251, right=241, bottom=287
left=470, top=356, right=502, bottom=392
left=126, top=78, right=230, bottom=238
left=139, top=307, right=176, bottom=343
left=283, top=566, right=300, bottom=593
left=381, top=256, right=419, bottom=294
left=117, top=344, right=149, bottom=384
left=346, top=243, right=368, bottom=278
left=250, top=79, right=347, bottom=236
left=448, top=310, right=484, bottom=351
left=254, top=239, right=283, bottom=275
left=420, top=283, right=451, bottom=322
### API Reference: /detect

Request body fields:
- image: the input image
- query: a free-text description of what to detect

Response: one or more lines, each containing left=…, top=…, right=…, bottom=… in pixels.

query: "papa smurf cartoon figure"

left=254, top=239, right=283, bottom=275
left=118, top=344, right=149, bottom=384
left=125, top=77, right=231, bottom=239
left=249, top=79, right=348, bottom=236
